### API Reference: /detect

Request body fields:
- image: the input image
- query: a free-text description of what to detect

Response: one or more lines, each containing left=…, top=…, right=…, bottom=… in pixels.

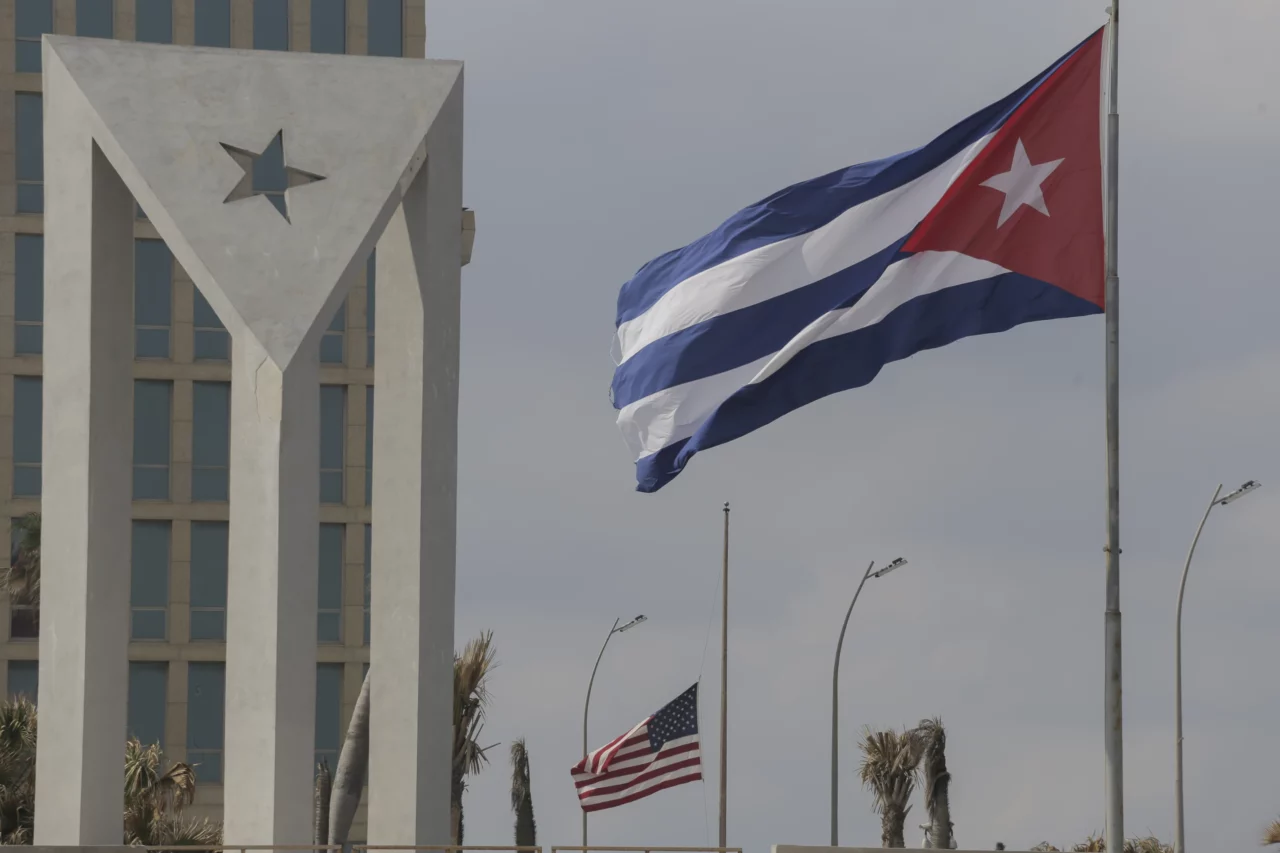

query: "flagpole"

left=1103, top=4, right=1123, bottom=853
left=719, top=502, right=729, bottom=849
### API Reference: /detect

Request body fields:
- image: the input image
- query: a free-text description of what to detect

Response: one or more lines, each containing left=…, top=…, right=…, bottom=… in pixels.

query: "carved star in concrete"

left=220, top=130, right=325, bottom=223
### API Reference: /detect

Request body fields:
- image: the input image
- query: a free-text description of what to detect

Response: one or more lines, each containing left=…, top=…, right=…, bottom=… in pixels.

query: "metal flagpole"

left=719, top=502, right=729, bottom=848
left=1103, top=4, right=1123, bottom=853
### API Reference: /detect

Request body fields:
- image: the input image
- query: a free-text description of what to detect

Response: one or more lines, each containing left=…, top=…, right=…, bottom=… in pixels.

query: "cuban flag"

left=612, top=28, right=1106, bottom=493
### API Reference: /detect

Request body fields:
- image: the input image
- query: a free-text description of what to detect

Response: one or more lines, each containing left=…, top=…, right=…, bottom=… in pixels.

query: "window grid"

left=190, top=521, right=228, bottom=641
left=192, top=381, right=230, bottom=501
left=135, top=0, right=173, bottom=43
left=321, top=300, right=346, bottom=365
left=365, top=386, right=373, bottom=506
left=135, top=240, right=173, bottom=360
left=193, top=288, right=230, bottom=361
left=194, top=0, right=231, bottom=47
left=367, top=0, right=403, bottom=57
left=187, top=662, right=224, bottom=783
left=320, top=385, right=346, bottom=504
left=15, top=0, right=53, bottom=73
left=366, top=252, right=376, bottom=365
left=318, top=524, right=343, bottom=643
left=15, top=93, right=43, bottom=213
left=133, top=380, right=172, bottom=501
left=76, top=0, right=114, bottom=38
left=14, top=234, right=43, bottom=355
left=130, top=521, right=171, bottom=642
left=12, top=376, right=41, bottom=498
left=8, top=517, right=38, bottom=641
left=363, top=523, right=371, bottom=646
left=7, top=660, right=38, bottom=701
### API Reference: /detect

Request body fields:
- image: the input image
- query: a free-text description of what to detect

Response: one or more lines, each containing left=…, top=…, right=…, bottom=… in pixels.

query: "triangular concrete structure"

left=43, top=35, right=462, bottom=367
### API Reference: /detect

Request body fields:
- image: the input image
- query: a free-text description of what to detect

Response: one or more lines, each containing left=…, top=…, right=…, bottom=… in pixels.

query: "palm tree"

left=1266, top=818, right=1280, bottom=846
left=915, top=717, right=952, bottom=849
left=452, top=630, right=497, bottom=844
left=122, top=738, right=220, bottom=847
left=4, top=512, right=40, bottom=607
left=510, top=738, right=536, bottom=846
left=313, top=758, right=332, bottom=845
left=857, top=726, right=924, bottom=848
left=0, top=697, right=37, bottom=843
left=328, top=666, right=371, bottom=846
left=0, top=698, right=216, bottom=845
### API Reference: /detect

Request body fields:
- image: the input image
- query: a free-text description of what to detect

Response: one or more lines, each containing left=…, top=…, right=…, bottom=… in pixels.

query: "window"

left=321, top=300, right=346, bottom=364
left=15, top=0, right=53, bottom=72
left=187, top=662, right=224, bottom=783
left=193, top=288, right=229, bottom=361
left=76, top=0, right=114, bottom=38
left=311, top=0, right=345, bottom=54
left=194, top=0, right=230, bottom=47
left=12, top=377, right=41, bottom=498
left=15, top=93, right=43, bottom=213
left=9, top=520, right=38, bottom=639
left=192, top=382, right=230, bottom=501
left=131, top=521, right=170, bottom=641
left=252, top=133, right=288, bottom=216
left=318, top=525, right=343, bottom=643
left=253, top=0, right=289, bottom=51
left=320, top=385, right=345, bottom=504
left=135, top=0, right=173, bottom=43
left=367, top=0, right=402, bottom=57
left=133, top=380, right=172, bottom=500
left=14, top=235, right=43, bottom=355
left=127, top=662, right=168, bottom=748
left=135, top=239, right=172, bottom=358
left=366, top=251, right=375, bottom=365
left=365, top=386, right=373, bottom=505
left=315, top=663, right=343, bottom=772
left=7, top=661, right=37, bottom=702
left=363, top=524, right=371, bottom=645
left=189, top=522, right=228, bottom=641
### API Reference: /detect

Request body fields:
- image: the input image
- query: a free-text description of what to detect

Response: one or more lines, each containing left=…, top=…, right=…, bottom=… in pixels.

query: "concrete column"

left=35, top=60, right=135, bottom=844
left=222, top=334, right=320, bottom=845
left=367, top=80, right=463, bottom=846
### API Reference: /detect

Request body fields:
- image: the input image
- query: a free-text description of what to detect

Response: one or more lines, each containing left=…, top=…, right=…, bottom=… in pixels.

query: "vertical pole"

left=1103, top=5, right=1123, bottom=853
left=831, top=562, right=875, bottom=846
left=719, top=502, right=730, bottom=848
left=583, top=619, right=620, bottom=848
left=1174, top=485, right=1222, bottom=853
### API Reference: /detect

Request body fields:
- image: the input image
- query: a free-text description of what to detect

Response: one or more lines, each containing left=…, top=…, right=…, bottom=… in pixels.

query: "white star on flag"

left=980, top=138, right=1064, bottom=228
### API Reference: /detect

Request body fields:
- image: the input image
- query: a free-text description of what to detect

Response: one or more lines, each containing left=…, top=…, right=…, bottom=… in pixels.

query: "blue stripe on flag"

left=631, top=273, right=1102, bottom=492
left=611, top=240, right=908, bottom=411
left=614, top=31, right=1095, bottom=329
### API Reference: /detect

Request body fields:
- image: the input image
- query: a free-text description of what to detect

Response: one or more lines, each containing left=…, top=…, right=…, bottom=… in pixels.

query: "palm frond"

left=856, top=726, right=924, bottom=814
left=0, top=698, right=37, bottom=760
left=1265, top=819, right=1280, bottom=846
left=914, top=717, right=949, bottom=811
left=3, top=513, right=41, bottom=608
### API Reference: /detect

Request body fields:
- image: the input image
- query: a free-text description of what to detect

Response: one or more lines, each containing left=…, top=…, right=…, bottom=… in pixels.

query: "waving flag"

left=571, top=684, right=702, bottom=812
left=612, top=29, right=1105, bottom=492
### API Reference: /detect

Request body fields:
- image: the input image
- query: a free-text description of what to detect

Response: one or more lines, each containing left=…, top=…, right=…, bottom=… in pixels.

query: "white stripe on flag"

left=617, top=251, right=1011, bottom=460
left=615, top=133, right=995, bottom=363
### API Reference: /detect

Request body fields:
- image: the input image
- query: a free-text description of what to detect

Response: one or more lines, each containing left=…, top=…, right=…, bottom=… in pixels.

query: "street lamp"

left=1174, top=480, right=1260, bottom=853
left=831, top=557, right=908, bottom=846
left=582, top=614, right=646, bottom=846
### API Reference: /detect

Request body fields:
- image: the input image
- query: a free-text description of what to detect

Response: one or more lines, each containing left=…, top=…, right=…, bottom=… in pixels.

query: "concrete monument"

left=36, top=35, right=463, bottom=847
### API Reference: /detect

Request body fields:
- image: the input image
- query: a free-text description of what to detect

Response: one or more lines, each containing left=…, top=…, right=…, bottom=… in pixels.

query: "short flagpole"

left=1103, top=4, right=1124, bottom=853
left=719, top=501, right=729, bottom=848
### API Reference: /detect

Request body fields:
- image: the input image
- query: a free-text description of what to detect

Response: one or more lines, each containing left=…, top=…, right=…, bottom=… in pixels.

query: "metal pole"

left=719, top=502, right=729, bottom=848
left=1103, top=5, right=1123, bottom=853
left=1174, top=484, right=1222, bottom=853
left=831, top=561, right=876, bottom=846
left=583, top=618, right=620, bottom=847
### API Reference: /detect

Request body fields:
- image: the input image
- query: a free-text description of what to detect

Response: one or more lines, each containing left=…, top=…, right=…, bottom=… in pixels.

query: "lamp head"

left=873, top=557, right=908, bottom=578
left=617, top=615, right=647, bottom=633
left=1218, top=480, right=1261, bottom=506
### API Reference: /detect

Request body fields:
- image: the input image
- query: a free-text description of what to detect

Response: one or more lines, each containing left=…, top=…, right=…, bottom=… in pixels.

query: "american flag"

left=571, top=683, right=702, bottom=812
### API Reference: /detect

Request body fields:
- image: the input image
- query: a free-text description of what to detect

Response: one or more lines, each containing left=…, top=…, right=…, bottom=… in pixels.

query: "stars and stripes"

left=571, top=684, right=702, bottom=812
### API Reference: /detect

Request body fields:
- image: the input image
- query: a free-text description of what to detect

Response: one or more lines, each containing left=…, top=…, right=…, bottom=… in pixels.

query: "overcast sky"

left=420, top=2, right=1280, bottom=850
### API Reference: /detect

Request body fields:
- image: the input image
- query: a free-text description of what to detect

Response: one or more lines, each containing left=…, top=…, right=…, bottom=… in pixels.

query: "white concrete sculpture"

left=37, top=35, right=462, bottom=847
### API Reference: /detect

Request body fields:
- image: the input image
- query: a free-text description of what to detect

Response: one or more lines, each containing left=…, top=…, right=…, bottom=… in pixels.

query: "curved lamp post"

left=582, top=614, right=646, bottom=846
left=1174, top=479, right=1259, bottom=853
left=831, top=557, right=907, bottom=846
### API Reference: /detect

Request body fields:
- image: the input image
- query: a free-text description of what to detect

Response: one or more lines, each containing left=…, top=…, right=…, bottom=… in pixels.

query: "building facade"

left=0, top=0, right=427, bottom=833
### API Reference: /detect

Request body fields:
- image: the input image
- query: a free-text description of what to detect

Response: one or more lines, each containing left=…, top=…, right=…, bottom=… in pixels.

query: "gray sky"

left=423, top=2, right=1280, bottom=850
